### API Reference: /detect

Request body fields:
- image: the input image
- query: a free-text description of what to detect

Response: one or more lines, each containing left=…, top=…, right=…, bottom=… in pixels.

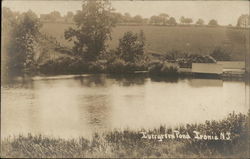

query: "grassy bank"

left=41, top=23, right=248, bottom=61
left=1, top=111, right=249, bottom=158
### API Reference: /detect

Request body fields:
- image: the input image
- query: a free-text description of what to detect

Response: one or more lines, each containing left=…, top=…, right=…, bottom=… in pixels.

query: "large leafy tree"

left=117, top=31, right=145, bottom=63
left=6, top=9, right=41, bottom=76
left=65, top=0, right=116, bottom=61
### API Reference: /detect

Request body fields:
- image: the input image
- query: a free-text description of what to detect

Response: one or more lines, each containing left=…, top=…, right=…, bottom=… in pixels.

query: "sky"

left=2, top=0, right=250, bottom=25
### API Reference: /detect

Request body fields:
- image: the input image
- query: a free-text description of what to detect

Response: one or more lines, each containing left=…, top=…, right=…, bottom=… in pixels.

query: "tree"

left=7, top=10, right=41, bottom=76
left=132, top=15, right=143, bottom=23
left=112, top=12, right=123, bottom=23
left=180, top=16, right=193, bottom=25
left=237, top=14, right=249, bottom=28
left=196, top=18, right=204, bottom=25
left=64, top=0, right=116, bottom=61
left=40, top=11, right=62, bottom=22
left=167, top=17, right=177, bottom=25
left=185, top=18, right=193, bottom=24
left=149, top=15, right=161, bottom=25
left=158, top=13, right=169, bottom=25
left=208, top=19, right=218, bottom=26
left=149, top=14, right=169, bottom=25
left=117, top=30, right=145, bottom=63
left=50, top=11, right=61, bottom=21
left=180, top=16, right=185, bottom=24
left=123, top=12, right=132, bottom=23
left=65, top=11, right=74, bottom=22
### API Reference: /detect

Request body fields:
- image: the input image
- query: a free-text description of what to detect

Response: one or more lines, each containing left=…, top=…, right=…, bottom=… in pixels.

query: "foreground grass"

left=1, top=111, right=249, bottom=158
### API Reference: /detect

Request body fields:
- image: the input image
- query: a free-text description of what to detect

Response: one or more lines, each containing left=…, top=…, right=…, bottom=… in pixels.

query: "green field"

left=41, top=22, right=249, bottom=60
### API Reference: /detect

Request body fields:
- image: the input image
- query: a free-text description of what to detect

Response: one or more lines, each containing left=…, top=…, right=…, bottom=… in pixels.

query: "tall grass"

left=1, top=111, right=248, bottom=158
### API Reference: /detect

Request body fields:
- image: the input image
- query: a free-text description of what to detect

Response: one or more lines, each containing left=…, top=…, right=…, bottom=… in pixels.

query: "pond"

left=1, top=74, right=249, bottom=139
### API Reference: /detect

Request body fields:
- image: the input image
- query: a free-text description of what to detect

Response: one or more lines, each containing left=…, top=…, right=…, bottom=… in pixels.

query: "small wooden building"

left=192, top=63, right=223, bottom=75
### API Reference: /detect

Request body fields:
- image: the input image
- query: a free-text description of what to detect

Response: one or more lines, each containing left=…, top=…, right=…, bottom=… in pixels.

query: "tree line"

left=2, top=1, right=236, bottom=79
left=40, top=8, right=249, bottom=28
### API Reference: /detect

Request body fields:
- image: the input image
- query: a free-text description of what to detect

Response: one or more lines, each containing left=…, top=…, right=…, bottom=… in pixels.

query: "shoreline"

left=3, top=71, right=248, bottom=83
left=1, top=111, right=248, bottom=158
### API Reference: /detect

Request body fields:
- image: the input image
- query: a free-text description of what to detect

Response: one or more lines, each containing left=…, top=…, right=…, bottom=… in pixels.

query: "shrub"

left=210, top=47, right=231, bottom=61
left=106, top=59, right=127, bottom=74
left=87, top=61, right=105, bottom=73
left=149, top=61, right=179, bottom=76
left=148, top=61, right=163, bottom=75
left=38, top=57, right=88, bottom=75
left=67, top=59, right=89, bottom=74
left=117, top=31, right=145, bottom=63
left=160, top=62, right=179, bottom=74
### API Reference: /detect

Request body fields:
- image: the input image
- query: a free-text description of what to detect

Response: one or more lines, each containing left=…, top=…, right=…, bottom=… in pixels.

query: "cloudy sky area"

left=2, top=0, right=250, bottom=25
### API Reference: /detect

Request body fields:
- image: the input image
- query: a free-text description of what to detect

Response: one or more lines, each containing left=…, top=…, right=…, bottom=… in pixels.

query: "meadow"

left=41, top=22, right=249, bottom=61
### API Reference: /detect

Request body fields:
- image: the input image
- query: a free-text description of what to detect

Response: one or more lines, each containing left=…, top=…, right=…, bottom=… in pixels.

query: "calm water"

left=1, top=74, right=249, bottom=139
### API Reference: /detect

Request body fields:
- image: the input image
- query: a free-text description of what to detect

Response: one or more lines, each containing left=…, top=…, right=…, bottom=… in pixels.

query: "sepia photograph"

left=1, top=0, right=250, bottom=158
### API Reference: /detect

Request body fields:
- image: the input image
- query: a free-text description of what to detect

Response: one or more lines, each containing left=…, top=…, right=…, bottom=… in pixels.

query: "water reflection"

left=79, top=94, right=112, bottom=130
left=150, top=76, right=179, bottom=83
left=3, top=77, right=35, bottom=89
left=1, top=74, right=248, bottom=139
left=188, top=79, right=223, bottom=87
left=108, top=74, right=147, bottom=86
left=76, top=74, right=107, bottom=87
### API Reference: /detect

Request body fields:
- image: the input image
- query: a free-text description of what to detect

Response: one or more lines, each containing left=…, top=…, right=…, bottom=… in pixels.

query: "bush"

left=117, top=31, right=145, bottom=63
left=149, top=61, right=179, bottom=76
left=210, top=47, right=231, bottom=61
left=67, top=59, right=89, bottom=74
left=106, top=58, right=148, bottom=74
left=87, top=61, right=105, bottom=73
left=106, top=59, right=127, bottom=74
left=39, top=57, right=88, bottom=75
left=38, top=56, right=109, bottom=75
left=161, top=62, right=179, bottom=74
left=148, top=61, right=163, bottom=75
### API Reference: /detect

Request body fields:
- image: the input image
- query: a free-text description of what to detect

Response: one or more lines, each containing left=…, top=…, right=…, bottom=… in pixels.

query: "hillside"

left=40, top=22, right=249, bottom=60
